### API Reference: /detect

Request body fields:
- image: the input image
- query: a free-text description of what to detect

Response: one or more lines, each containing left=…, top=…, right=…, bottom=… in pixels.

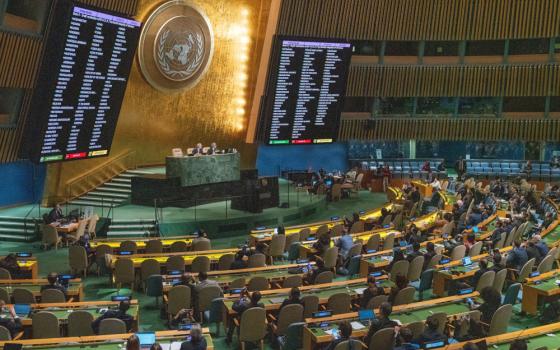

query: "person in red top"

left=421, top=161, right=431, bottom=172
left=382, top=165, right=392, bottom=192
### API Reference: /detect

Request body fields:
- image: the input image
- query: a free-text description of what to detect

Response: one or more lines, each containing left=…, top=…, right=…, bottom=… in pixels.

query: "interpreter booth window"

left=555, top=38, right=560, bottom=53
left=465, top=40, right=505, bottom=56
left=378, top=97, right=414, bottom=116
left=424, top=41, right=459, bottom=56
left=0, top=88, right=24, bottom=128
left=503, top=97, right=546, bottom=113
left=458, top=97, right=500, bottom=117
left=351, top=40, right=381, bottom=56
left=509, top=38, right=550, bottom=55
left=343, top=97, right=374, bottom=113
left=0, top=0, right=52, bottom=35
left=550, top=97, right=560, bottom=112
left=416, top=97, right=456, bottom=116
left=384, top=41, right=419, bottom=56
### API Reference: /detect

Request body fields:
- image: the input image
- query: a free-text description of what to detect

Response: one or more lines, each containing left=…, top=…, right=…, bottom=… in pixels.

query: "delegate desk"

left=162, top=263, right=314, bottom=292
left=522, top=268, right=560, bottom=315
left=0, top=256, right=39, bottom=279
left=445, top=322, right=560, bottom=350
left=463, top=214, right=501, bottom=242
left=303, top=292, right=478, bottom=350
left=0, top=278, right=83, bottom=302
left=90, top=235, right=198, bottom=253
left=249, top=203, right=395, bottom=244
left=0, top=330, right=213, bottom=350
left=0, top=300, right=139, bottom=331
left=541, top=220, right=560, bottom=246
left=411, top=180, right=433, bottom=198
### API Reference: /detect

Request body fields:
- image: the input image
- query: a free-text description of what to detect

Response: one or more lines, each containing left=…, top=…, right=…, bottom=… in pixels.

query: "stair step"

left=80, top=195, right=125, bottom=202
left=95, top=187, right=131, bottom=194
left=104, top=182, right=131, bottom=189
left=109, top=224, right=155, bottom=230
left=87, top=191, right=130, bottom=199
left=0, top=227, right=28, bottom=234
left=126, top=169, right=158, bottom=175
left=0, top=216, right=33, bottom=223
left=68, top=199, right=117, bottom=207
left=112, top=177, right=132, bottom=183
left=0, top=233, right=34, bottom=242
left=111, top=219, right=156, bottom=225
left=0, top=222, right=29, bottom=229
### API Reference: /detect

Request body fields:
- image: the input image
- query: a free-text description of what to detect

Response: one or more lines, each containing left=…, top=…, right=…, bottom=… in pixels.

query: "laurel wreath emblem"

left=156, top=28, right=204, bottom=79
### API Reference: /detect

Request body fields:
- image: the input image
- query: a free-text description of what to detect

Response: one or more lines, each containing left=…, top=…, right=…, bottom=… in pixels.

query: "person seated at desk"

left=46, top=204, right=64, bottom=224
left=430, top=177, right=442, bottom=191
left=464, top=233, right=476, bottom=252
left=532, top=234, right=549, bottom=257
left=437, top=161, right=446, bottom=172
left=509, top=340, right=527, bottom=350
left=525, top=240, right=543, bottom=264
left=345, top=167, right=358, bottom=183
left=468, top=286, right=501, bottom=324
left=92, top=300, right=134, bottom=334
left=421, top=161, right=432, bottom=172
left=230, top=251, right=249, bottom=270
left=226, top=290, right=264, bottom=344
left=170, top=308, right=196, bottom=329
left=191, top=143, right=204, bottom=156
left=280, top=287, right=303, bottom=310
left=423, top=242, right=437, bottom=270
left=344, top=212, right=361, bottom=230
left=418, top=317, right=445, bottom=343
left=506, top=241, right=528, bottom=271
left=406, top=242, right=423, bottom=262
left=0, top=301, right=23, bottom=338
left=126, top=334, right=140, bottom=350
left=466, top=208, right=483, bottom=227
left=181, top=323, right=207, bottom=350
left=364, top=302, right=399, bottom=345
left=551, top=156, right=560, bottom=169
left=0, top=254, right=20, bottom=278
left=312, top=233, right=331, bottom=257
left=395, top=327, right=417, bottom=350
left=471, top=259, right=489, bottom=288
left=325, top=321, right=353, bottom=350
left=522, top=160, right=532, bottom=175
left=195, top=272, right=221, bottom=293
left=335, top=229, right=354, bottom=260
left=360, top=275, right=386, bottom=309
left=388, top=248, right=406, bottom=271
left=388, top=274, right=409, bottom=304
left=306, top=258, right=330, bottom=284
left=490, top=253, right=505, bottom=273
left=41, top=272, right=67, bottom=298
left=253, top=242, right=268, bottom=256
left=174, top=273, right=196, bottom=288
left=206, top=142, right=219, bottom=155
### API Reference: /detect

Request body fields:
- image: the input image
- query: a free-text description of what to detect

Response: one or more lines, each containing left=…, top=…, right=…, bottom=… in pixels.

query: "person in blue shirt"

left=466, top=208, right=483, bottom=227
left=336, top=229, right=354, bottom=259
left=506, top=241, right=529, bottom=271
left=532, top=235, right=549, bottom=257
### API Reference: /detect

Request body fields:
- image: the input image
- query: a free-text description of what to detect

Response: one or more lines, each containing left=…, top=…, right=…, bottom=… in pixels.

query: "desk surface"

left=91, top=236, right=197, bottom=249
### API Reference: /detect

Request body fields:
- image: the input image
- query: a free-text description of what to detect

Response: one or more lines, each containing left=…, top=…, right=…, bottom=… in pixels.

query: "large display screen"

left=260, top=36, right=352, bottom=145
left=20, top=0, right=141, bottom=163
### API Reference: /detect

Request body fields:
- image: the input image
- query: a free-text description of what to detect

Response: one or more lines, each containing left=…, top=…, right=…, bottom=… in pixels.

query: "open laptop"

left=358, top=309, right=376, bottom=322
left=462, top=256, right=473, bottom=267
left=136, top=332, right=156, bottom=349
left=13, top=304, right=31, bottom=317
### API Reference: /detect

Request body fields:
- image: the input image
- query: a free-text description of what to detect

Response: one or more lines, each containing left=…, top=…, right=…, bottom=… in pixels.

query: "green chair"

left=146, top=275, right=163, bottom=305
left=0, top=267, right=11, bottom=280
left=285, top=242, right=300, bottom=262
left=345, top=255, right=361, bottom=278
left=68, top=310, right=94, bottom=336
left=99, top=318, right=127, bottom=335
left=204, top=297, right=224, bottom=335
left=415, top=269, right=434, bottom=300
left=278, top=322, right=305, bottom=350
left=502, top=283, right=521, bottom=306
left=0, top=287, right=10, bottom=304
left=32, top=311, right=60, bottom=338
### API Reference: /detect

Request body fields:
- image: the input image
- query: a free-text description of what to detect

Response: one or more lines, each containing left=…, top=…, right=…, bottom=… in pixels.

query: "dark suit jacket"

left=92, top=309, right=133, bottom=334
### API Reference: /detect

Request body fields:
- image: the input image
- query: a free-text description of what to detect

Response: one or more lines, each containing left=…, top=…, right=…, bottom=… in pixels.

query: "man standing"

left=455, top=157, right=466, bottom=179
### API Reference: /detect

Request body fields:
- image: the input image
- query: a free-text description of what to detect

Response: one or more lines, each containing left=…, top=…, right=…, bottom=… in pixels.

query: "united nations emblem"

left=138, top=1, right=214, bottom=93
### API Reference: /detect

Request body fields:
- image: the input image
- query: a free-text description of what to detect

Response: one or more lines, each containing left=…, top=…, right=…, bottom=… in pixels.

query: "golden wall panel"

left=278, top=0, right=560, bottom=40
left=44, top=0, right=272, bottom=200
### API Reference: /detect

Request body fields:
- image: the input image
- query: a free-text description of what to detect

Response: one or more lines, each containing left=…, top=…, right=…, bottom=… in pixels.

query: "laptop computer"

left=13, top=304, right=31, bottom=317
left=111, top=295, right=131, bottom=302
left=136, top=332, right=156, bottom=349
left=422, top=339, right=446, bottom=349
left=458, top=287, right=474, bottom=295
left=472, top=226, right=480, bottom=234
left=462, top=256, right=473, bottom=267
left=358, top=309, right=376, bottom=322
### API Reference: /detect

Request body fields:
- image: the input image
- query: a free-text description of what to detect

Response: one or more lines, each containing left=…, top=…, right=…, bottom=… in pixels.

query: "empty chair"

left=350, top=221, right=365, bottom=234
left=487, top=304, right=513, bottom=336
left=192, top=238, right=212, bottom=251
left=140, top=259, right=161, bottom=290
left=0, top=268, right=11, bottom=280
left=248, top=253, right=266, bottom=268
left=41, top=224, right=61, bottom=250
left=368, top=327, right=395, bottom=350
left=0, top=288, right=9, bottom=304
left=166, top=285, right=192, bottom=321
left=334, top=340, right=364, bottom=350
left=367, top=295, right=389, bottom=309
left=272, top=304, right=304, bottom=337
left=268, top=234, right=286, bottom=264
left=282, top=275, right=302, bottom=288
left=238, top=307, right=267, bottom=350
left=407, top=321, right=426, bottom=340
left=32, top=311, right=60, bottom=338
left=382, top=233, right=395, bottom=250
left=315, top=224, right=329, bottom=237
left=119, top=240, right=137, bottom=254
left=12, top=288, right=35, bottom=304
left=218, top=254, right=235, bottom=270
left=196, top=285, right=223, bottom=321
left=191, top=256, right=210, bottom=273
left=327, top=293, right=351, bottom=314
left=390, top=260, right=409, bottom=282
left=314, top=271, right=334, bottom=284
left=68, top=310, right=94, bottom=336
left=537, top=255, right=554, bottom=274
left=323, top=247, right=339, bottom=270
left=145, top=239, right=163, bottom=254
left=41, top=289, right=66, bottom=303
left=492, top=269, right=507, bottom=293
left=331, top=224, right=345, bottom=237
left=468, top=242, right=483, bottom=257
left=346, top=243, right=363, bottom=260
left=69, top=245, right=88, bottom=277
left=450, top=245, right=467, bottom=261
left=302, top=295, right=319, bottom=318
left=247, top=276, right=269, bottom=291
left=426, top=254, right=442, bottom=270
left=393, top=286, right=415, bottom=306
left=113, top=258, right=135, bottom=289
left=146, top=274, right=163, bottom=305
left=366, top=234, right=380, bottom=251
left=416, top=269, right=434, bottom=300
left=381, top=214, right=392, bottom=227
left=99, top=318, right=127, bottom=335
left=166, top=256, right=185, bottom=272
left=94, top=244, right=113, bottom=275
left=502, top=283, right=521, bottom=306
left=516, top=258, right=536, bottom=282
left=407, top=256, right=424, bottom=281
left=476, top=271, right=495, bottom=292
left=286, top=242, right=301, bottom=262
left=170, top=241, right=189, bottom=253
left=230, top=277, right=246, bottom=289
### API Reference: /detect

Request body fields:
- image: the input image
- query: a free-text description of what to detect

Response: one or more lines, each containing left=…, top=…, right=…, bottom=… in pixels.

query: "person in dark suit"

left=206, top=142, right=219, bottom=155
left=180, top=323, right=207, bottom=350
left=419, top=317, right=445, bottom=342
left=360, top=276, right=386, bottom=309
left=306, top=258, right=331, bottom=284
left=0, top=301, right=23, bottom=338
left=395, top=327, right=417, bottom=350
left=280, top=287, right=304, bottom=310
left=226, top=290, right=264, bottom=344
left=364, top=302, right=398, bottom=345
left=325, top=321, right=353, bottom=350
left=47, top=204, right=63, bottom=224
left=40, top=272, right=67, bottom=298
left=92, top=300, right=134, bottom=334
left=406, top=242, right=422, bottom=263
left=423, top=242, right=437, bottom=270
left=0, top=254, right=20, bottom=277
left=191, top=143, right=204, bottom=156
left=506, top=241, right=529, bottom=271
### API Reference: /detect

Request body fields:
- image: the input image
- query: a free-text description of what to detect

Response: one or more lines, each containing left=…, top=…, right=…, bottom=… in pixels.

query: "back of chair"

left=347, top=243, right=363, bottom=259
left=280, top=322, right=305, bottom=350
left=146, top=275, right=163, bottom=298
left=192, top=238, right=212, bottom=252
left=450, top=245, right=467, bottom=261
left=166, top=256, right=185, bottom=272
left=492, top=269, right=507, bottom=293
left=331, top=224, right=344, bottom=237
left=114, top=258, right=135, bottom=284
left=366, top=234, right=380, bottom=251
left=191, top=256, right=210, bottom=273
left=41, top=289, right=66, bottom=303
left=269, top=234, right=286, bottom=257
left=324, top=247, right=338, bottom=269
left=145, top=239, right=163, bottom=254
left=407, top=321, right=426, bottom=340
left=298, top=228, right=311, bottom=241
left=488, top=304, right=513, bottom=336
left=99, top=318, right=127, bottom=335
left=390, top=260, right=409, bottom=282
left=476, top=271, right=495, bottom=292
left=327, top=292, right=351, bottom=314
left=0, top=288, right=9, bottom=304
left=538, top=254, right=554, bottom=273
left=287, top=242, right=301, bottom=262
left=248, top=253, right=266, bottom=268
left=517, top=258, right=536, bottom=282
left=315, top=224, right=328, bottom=237
left=381, top=214, right=393, bottom=227
left=277, top=304, right=303, bottom=335
left=503, top=227, right=517, bottom=248
left=366, top=295, right=389, bottom=309
left=382, top=233, right=395, bottom=251
left=74, top=219, right=87, bottom=240
left=218, top=254, right=235, bottom=270
left=314, top=271, right=333, bottom=284
left=239, top=307, right=266, bottom=343
left=0, top=268, right=11, bottom=280
left=119, top=240, right=137, bottom=254
left=428, top=312, right=447, bottom=334
left=392, top=213, right=404, bottom=230
left=494, top=232, right=507, bottom=249
left=368, top=327, right=395, bottom=350
left=283, top=275, right=302, bottom=288
left=42, top=224, right=59, bottom=246
left=469, top=242, right=483, bottom=256
left=170, top=241, right=189, bottom=253
left=12, top=288, right=35, bottom=304
left=284, top=233, right=300, bottom=252
left=350, top=221, right=365, bottom=234
left=0, top=325, right=11, bottom=341
left=68, top=310, right=94, bottom=336
left=393, top=286, right=415, bottom=306
left=140, top=259, right=161, bottom=282
left=302, top=295, right=319, bottom=318
left=427, top=254, right=442, bottom=270
left=69, top=245, right=88, bottom=274
left=503, top=283, right=521, bottom=306
left=418, top=269, right=434, bottom=293
left=88, top=215, right=99, bottom=235
left=95, top=244, right=113, bottom=268
left=247, top=276, right=269, bottom=291
left=168, top=285, right=192, bottom=313
left=407, top=256, right=425, bottom=281
left=197, top=285, right=223, bottom=314
left=334, top=340, right=363, bottom=350
left=32, top=311, right=60, bottom=338
left=230, top=277, right=246, bottom=289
